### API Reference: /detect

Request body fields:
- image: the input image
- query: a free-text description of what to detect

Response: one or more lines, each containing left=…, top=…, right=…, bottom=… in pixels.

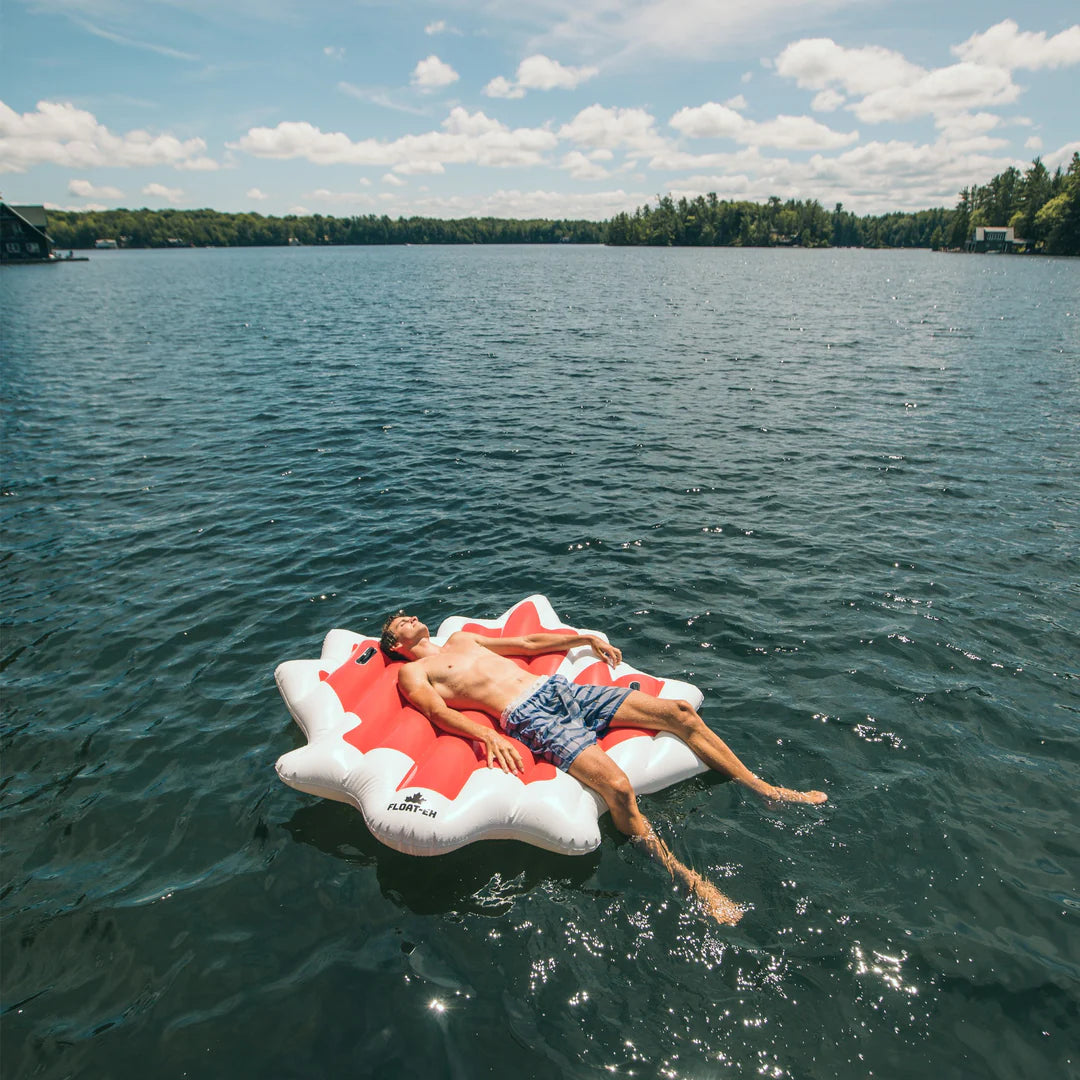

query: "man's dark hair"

left=379, top=610, right=407, bottom=659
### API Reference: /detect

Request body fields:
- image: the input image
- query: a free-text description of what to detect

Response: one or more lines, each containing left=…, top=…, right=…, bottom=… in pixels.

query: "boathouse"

left=967, top=226, right=1027, bottom=254
left=1, top=203, right=54, bottom=262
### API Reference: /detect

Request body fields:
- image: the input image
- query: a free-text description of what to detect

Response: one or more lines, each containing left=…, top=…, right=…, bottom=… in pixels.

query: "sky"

left=2, top=0, right=1078, bottom=221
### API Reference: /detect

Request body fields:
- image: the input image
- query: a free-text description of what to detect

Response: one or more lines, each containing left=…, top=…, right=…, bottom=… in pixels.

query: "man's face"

left=389, top=613, right=428, bottom=651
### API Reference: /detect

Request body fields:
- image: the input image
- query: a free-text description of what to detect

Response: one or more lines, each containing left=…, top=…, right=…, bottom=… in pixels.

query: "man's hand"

left=480, top=730, right=524, bottom=773
left=586, top=635, right=622, bottom=667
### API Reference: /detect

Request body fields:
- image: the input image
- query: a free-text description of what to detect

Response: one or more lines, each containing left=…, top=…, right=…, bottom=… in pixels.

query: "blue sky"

left=2, top=1, right=1078, bottom=220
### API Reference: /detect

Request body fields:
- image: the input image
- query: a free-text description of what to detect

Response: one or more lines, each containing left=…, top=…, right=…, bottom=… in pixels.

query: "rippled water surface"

left=2, top=246, right=1078, bottom=1079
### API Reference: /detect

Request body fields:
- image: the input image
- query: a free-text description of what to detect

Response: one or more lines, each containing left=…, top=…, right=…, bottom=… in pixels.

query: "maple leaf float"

left=274, top=595, right=707, bottom=855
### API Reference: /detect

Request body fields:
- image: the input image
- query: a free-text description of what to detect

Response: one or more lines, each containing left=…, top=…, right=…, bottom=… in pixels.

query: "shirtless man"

left=382, top=612, right=827, bottom=925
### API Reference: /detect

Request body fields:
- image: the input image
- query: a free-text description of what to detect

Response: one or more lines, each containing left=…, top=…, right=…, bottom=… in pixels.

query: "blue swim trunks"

left=501, top=675, right=632, bottom=771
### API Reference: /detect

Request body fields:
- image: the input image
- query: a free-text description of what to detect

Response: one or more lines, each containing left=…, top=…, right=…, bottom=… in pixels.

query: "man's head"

left=379, top=610, right=428, bottom=659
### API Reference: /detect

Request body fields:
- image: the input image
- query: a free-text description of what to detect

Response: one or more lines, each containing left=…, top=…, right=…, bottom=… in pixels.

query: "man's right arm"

left=397, top=663, right=524, bottom=774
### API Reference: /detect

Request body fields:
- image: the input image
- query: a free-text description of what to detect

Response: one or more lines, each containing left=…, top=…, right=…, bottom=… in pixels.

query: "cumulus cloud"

left=0, top=99, right=218, bottom=173
left=776, top=22, right=1080, bottom=126
left=952, top=20, right=1080, bottom=70
left=382, top=173, right=406, bottom=186
left=670, top=102, right=858, bottom=150
left=246, top=187, right=269, bottom=200
left=1025, top=135, right=1043, bottom=151
left=324, top=46, right=345, bottom=60
left=560, top=150, right=610, bottom=180
left=425, top=20, right=460, bottom=35
left=484, top=76, right=523, bottom=100
left=776, top=38, right=922, bottom=95
left=811, top=89, right=845, bottom=112
left=1045, top=140, right=1080, bottom=170
left=411, top=55, right=459, bottom=91
left=142, top=182, right=184, bottom=203
left=855, top=62, right=1020, bottom=124
left=68, top=178, right=123, bottom=199
left=232, top=107, right=558, bottom=174
left=558, top=105, right=665, bottom=152
left=484, top=54, right=599, bottom=98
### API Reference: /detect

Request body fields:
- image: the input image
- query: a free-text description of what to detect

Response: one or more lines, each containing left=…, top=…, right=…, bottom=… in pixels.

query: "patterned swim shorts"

left=501, top=675, right=633, bottom=771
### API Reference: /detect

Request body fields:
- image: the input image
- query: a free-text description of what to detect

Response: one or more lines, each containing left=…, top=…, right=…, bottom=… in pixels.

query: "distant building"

left=968, top=226, right=1027, bottom=254
left=1, top=203, right=54, bottom=262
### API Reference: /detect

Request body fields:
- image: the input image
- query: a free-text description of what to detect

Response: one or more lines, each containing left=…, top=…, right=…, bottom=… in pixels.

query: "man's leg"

left=611, top=693, right=827, bottom=804
left=569, top=744, right=743, bottom=925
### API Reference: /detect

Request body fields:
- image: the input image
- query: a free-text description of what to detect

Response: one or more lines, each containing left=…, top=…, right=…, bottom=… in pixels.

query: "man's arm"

left=397, top=662, right=524, bottom=773
left=467, top=631, right=622, bottom=667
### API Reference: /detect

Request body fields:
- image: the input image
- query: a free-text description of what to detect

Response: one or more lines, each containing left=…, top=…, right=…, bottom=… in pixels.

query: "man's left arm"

left=470, top=631, right=622, bottom=667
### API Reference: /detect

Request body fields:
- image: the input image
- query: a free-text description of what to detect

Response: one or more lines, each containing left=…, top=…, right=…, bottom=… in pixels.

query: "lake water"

left=2, top=245, right=1078, bottom=1079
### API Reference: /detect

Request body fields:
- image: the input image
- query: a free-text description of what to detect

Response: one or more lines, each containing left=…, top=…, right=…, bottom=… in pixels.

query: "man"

left=381, top=611, right=827, bottom=925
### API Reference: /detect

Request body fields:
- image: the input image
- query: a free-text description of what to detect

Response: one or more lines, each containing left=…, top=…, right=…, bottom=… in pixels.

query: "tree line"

left=42, top=209, right=604, bottom=249
left=40, top=153, right=1080, bottom=255
left=608, top=153, right=1080, bottom=254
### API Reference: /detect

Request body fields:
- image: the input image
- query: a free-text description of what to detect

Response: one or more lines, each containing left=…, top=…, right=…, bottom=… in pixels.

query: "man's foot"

left=757, top=783, right=828, bottom=805
left=687, top=872, right=744, bottom=925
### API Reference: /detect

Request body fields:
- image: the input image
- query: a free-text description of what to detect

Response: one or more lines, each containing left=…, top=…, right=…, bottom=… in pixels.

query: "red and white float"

left=274, top=595, right=707, bottom=855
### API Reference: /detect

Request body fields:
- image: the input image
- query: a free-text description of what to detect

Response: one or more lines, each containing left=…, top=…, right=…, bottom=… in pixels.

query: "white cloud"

left=775, top=38, right=924, bottom=96
left=0, top=99, right=218, bottom=173
left=934, top=111, right=1002, bottom=141
left=484, top=54, right=598, bottom=99
left=324, top=46, right=345, bottom=60
left=425, top=20, right=461, bottom=35
left=68, top=178, right=123, bottom=199
left=246, top=187, right=269, bottom=200
left=952, top=20, right=1080, bottom=70
left=725, top=95, right=747, bottom=111
left=442, top=108, right=505, bottom=137
left=142, top=182, right=184, bottom=204
left=811, top=89, right=845, bottom=112
left=382, top=173, right=406, bottom=186
left=394, top=160, right=445, bottom=175
left=854, top=62, right=1019, bottom=124
left=483, top=76, right=524, bottom=100
left=670, top=103, right=745, bottom=139
left=1025, top=135, right=1043, bottom=151
left=560, top=150, right=610, bottom=179
left=1045, top=140, right=1080, bottom=170
left=776, top=23, right=1080, bottom=127
left=670, top=102, right=858, bottom=150
left=233, top=107, right=558, bottom=173
left=411, top=55, right=459, bottom=91
left=558, top=105, right=665, bottom=152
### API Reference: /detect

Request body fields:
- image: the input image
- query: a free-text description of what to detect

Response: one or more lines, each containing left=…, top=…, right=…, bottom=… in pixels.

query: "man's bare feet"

left=687, top=872, right=744, bottom=925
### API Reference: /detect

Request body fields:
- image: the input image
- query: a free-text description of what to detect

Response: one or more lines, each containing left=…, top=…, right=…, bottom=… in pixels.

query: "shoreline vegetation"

left=43, top=154, right=1080, bottom=256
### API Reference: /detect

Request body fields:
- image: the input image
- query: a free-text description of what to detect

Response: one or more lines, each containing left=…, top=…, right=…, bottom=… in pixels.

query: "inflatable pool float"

left=274, top=595, right=708, bottom=856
